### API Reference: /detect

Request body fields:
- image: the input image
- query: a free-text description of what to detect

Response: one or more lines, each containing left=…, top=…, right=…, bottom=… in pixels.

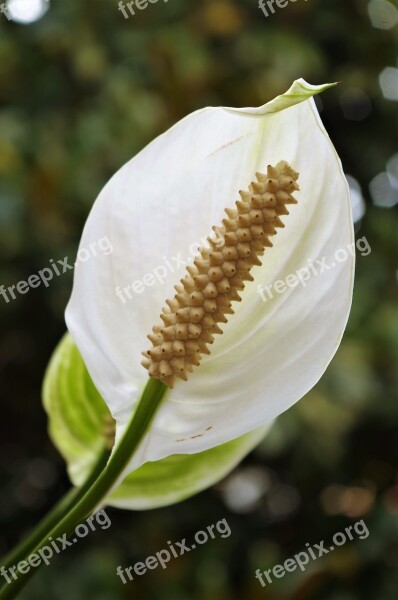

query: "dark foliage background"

left=0, top=0, right=397, bottom=598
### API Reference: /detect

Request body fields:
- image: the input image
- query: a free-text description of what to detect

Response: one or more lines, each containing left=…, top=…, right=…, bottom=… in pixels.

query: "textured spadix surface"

left=66, top=79, right=354, bottom=474
left=143, top=161, right=300, bottom=387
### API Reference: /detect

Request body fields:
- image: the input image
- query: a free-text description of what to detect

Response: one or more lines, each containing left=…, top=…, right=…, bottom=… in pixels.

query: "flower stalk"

left=0, top=446, right=111, bottom=580
left=0, top=378, right=168, bottom=600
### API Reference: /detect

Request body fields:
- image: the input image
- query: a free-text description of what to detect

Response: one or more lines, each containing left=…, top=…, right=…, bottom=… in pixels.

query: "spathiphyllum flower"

left=46, top=79, right=354, bottom=509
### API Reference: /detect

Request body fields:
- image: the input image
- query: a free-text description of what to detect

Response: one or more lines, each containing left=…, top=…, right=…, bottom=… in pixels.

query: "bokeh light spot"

left=369, top=171, right=398, bottom=207
left=347, top=175, right=366, bottom=222
left=340, top=88, right=372, bottom=121
left=6, top=0, right=48, bottom=24
left=379, top=67, right=398, bottom=101
left=368, top=0, right=398, bottom=30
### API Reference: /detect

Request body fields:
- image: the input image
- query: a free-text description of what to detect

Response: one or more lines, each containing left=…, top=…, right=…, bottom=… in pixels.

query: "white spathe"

left=66, top=79, right=355, bottom=473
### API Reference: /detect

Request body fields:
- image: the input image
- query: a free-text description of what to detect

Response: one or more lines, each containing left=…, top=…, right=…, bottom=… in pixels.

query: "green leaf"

left=43, top=334, right=268, bottom=509
left=43, top=334, right=109, bottom=485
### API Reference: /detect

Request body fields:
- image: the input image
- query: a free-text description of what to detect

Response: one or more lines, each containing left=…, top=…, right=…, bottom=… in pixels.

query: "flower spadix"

left=143, top=160, right=300, bottom=387
left=65, top=79, right=354, bottom=478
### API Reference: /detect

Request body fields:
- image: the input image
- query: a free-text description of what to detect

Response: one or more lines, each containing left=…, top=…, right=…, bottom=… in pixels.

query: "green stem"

left=0, top=446, right=111, bottom=577
left=0, top=378, right=168, bottom=600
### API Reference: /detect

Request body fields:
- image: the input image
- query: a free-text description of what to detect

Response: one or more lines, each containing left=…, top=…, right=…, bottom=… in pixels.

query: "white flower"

left=65, top=79, right=354, bottom=478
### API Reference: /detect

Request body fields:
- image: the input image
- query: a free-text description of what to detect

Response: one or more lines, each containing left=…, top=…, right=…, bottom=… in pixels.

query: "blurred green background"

left=0, top=0, right=397, bottom=598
